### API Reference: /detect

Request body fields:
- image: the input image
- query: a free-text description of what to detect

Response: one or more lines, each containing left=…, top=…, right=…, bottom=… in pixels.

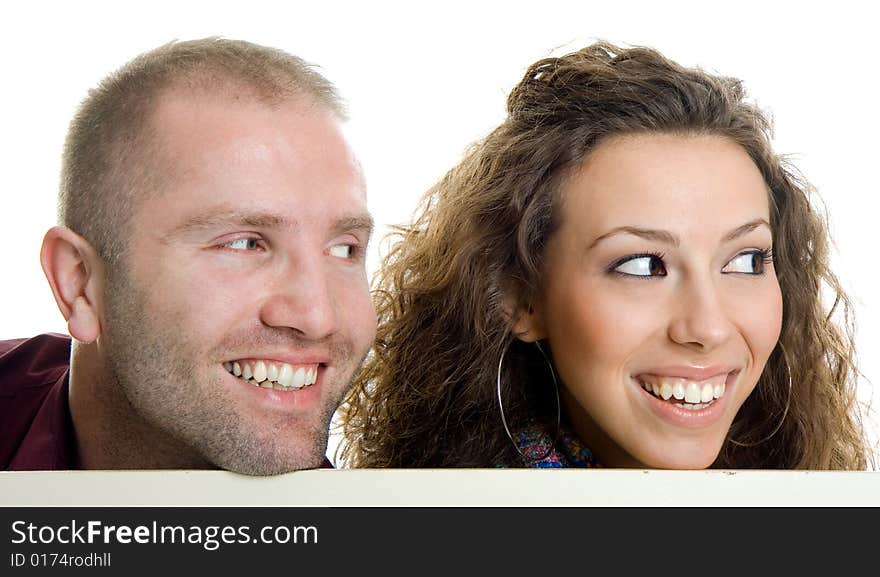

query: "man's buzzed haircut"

left=58, top=37, right=345, bottom=264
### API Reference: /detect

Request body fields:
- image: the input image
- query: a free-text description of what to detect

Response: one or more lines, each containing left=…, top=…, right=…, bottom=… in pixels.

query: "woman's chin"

left=623, top=440, right=724, bottom=470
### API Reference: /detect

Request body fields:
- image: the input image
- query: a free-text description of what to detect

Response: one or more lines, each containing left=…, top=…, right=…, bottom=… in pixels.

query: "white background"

left=1, top=0, right=877, bottom=466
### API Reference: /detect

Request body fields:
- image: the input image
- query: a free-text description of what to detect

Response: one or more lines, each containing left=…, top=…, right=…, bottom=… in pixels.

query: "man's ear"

left=40, top=226, right=104, bottom=343
left=502, top=296, right=547, bottom=343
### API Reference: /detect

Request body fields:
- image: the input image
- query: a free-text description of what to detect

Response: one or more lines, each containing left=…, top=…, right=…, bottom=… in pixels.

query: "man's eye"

left=329, top=244, right=356, bottom=259
left=613, top=254, right=667, bottom=277
left=723, top=250, right=770, bottom=275
left=224, top=238, right=261, bottom=251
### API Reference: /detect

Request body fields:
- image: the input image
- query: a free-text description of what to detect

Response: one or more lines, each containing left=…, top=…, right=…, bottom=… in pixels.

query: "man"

left=0, top=38, right=376, bottom=474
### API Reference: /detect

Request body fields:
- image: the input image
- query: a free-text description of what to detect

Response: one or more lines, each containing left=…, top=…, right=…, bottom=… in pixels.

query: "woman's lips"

left=632, top=369, right=740, bottom=427
left=635, top=372, right=729, bottom=403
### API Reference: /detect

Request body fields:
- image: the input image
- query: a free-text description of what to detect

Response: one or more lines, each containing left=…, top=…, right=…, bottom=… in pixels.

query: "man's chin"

left=227, top=460, right=325, bottom=476
left=206, top=436, right=330, bottom=476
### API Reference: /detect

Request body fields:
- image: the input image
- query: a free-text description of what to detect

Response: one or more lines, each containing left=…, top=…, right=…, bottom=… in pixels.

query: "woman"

left=340, top=41, right=871, bottom=469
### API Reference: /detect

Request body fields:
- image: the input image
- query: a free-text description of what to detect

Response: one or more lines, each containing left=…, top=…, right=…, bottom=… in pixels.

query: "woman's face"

left=525, top=133, right=782, bottom=469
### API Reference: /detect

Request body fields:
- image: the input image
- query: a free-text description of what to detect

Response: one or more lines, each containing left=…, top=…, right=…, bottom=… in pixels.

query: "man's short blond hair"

left=58, top=37, right=345, bottom=263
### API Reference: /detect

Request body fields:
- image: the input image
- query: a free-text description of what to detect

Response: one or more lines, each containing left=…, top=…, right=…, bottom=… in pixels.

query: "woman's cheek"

left=544, top=277, right=660, bottom=387
left=738, top=279, right=783, bottom=366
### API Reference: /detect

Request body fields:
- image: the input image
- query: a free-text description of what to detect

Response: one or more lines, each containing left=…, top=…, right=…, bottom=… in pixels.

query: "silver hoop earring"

left=496, top=340, right=561, bottom=461
left=729, top=347, right=793, bottom=448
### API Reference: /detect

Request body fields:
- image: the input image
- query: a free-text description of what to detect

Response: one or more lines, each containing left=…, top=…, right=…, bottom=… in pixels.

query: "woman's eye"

left=224, top=238, right=261, bottom=251
left=329, top=244, right=356, bottom=259
left=723, top=250, right=768, bottom=275
left=613, top=254, right=667, bottom=277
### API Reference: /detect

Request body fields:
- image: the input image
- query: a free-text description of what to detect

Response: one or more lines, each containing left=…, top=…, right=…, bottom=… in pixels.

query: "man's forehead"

left=149, top=87, right=327, bottom=141
left=122, top=82, right=370, bottom=249
left=143, top=86, right=365, bottom=193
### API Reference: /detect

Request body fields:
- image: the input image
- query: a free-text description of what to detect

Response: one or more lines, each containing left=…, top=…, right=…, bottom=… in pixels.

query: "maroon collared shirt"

left=0, top=333, right=334, bottom=470
left=0, top=333, right=75, bottom=470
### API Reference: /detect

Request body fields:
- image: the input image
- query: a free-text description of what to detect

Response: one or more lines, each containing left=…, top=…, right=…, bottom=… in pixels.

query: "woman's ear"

left=40, top=226, right=104, bottom=343
left=502, top=297, right=547, bottom=343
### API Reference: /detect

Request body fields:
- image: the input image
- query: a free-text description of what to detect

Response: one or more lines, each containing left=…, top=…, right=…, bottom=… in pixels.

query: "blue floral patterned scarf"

left=511, top=422, right=602, bottom=468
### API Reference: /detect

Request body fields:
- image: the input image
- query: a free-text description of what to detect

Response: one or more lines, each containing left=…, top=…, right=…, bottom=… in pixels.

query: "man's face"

left=100, top=91, right=376, bottom=474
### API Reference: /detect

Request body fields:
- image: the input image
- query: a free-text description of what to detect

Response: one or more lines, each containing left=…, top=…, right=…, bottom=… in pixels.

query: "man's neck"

left=68, top=341, right=213, bottom=470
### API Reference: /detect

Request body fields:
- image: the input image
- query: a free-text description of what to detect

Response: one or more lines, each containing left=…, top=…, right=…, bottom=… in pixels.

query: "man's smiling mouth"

left=636, top=373, right=730, bottom=411
left=224, top=359, right=318, bottom=391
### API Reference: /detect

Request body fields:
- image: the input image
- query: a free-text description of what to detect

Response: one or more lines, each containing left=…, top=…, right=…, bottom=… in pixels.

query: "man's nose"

left=259, top=253, right=338, bottom=340
left=666, top=274, right=734, bottom=352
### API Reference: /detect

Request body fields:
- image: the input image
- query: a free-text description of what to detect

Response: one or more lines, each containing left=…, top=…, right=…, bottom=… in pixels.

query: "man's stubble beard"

left=100, top=263, right=358, bottom=474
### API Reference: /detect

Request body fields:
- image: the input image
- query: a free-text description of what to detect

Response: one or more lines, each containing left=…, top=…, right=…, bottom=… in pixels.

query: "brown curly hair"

left=340, top=41, right=871, bottom=469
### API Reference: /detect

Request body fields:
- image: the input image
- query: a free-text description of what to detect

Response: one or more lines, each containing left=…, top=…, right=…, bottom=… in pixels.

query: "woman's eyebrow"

left=589, top=218, right=771, bottom=250
left=722, top=218, right=771, bottom=243
left=589, top=226, right=678, bottom=249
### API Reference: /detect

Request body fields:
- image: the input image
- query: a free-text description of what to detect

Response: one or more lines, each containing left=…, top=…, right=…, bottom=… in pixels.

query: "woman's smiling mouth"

left=634, top=369, right=739, bottom=411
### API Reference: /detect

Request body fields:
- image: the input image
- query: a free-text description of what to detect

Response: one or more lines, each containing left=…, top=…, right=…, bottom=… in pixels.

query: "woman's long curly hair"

left=340, top=41, right=870, bottom=469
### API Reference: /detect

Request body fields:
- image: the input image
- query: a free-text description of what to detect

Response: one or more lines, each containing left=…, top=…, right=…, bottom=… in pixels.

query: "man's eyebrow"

left=167, top=210, right=289, bottom=238
left=166, top=209, right=374, bottom=242
left=332, top=215, right=374, bottom=238
left=588, top=218, right=772, bottom=250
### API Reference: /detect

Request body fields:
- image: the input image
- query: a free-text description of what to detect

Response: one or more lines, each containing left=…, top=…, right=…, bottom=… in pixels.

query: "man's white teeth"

left=224, top=360, right=318, bottom=391
left=253, top=361, right=267, bottom=383
left=278, top=363, right=293, bottom=385
left=639, top=375, right=726, bottom=407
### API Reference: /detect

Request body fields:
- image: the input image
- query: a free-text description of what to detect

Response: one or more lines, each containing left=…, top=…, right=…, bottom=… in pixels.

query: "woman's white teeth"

left=685, top=383, right=702, bottom=403
left=673, top=382, right=685, bottom=400
left=639, top=375, right=726, bottom=407
left=224, top=360, right=318, bottom=390
left=701, top=384, right=715, bottom=403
